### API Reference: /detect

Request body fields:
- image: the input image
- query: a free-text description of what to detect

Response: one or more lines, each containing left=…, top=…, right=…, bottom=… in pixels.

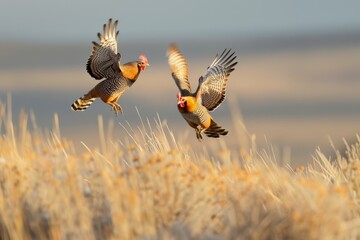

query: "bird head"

left=138, top=55, right=149, bottom=71
left=177, top=92, right=186, bottom=108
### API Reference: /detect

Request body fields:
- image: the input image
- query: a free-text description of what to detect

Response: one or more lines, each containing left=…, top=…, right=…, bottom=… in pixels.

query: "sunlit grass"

left=0, top=98, right=360, bottom=240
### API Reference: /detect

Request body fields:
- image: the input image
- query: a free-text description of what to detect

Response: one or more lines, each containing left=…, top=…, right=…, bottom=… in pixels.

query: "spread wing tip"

left=200, top=48, right=238, bottom=111
left=167, top=43, right=191, bottom=94
left=86, top=18, right=120, bottom=80
left=167, top=43, right=179, bottom=56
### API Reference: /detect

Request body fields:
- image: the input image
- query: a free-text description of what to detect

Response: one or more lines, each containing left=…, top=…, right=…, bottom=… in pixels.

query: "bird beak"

left=177, top=92, right=185, bottom=107
left=146, top=63, right=150, bottom=67
left=178, top=101, right=185, bottom=108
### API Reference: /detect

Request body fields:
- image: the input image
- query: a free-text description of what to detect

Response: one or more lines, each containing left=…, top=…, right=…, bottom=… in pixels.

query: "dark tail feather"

left=204, top=119, right=228, bottom=138
left=71, top=96, right=96, bottom=111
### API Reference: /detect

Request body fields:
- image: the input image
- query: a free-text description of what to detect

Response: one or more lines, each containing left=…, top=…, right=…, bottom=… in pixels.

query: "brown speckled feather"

left=167, top=44, right=192, bottom=96
left=196, top=49, right=237, bottom=111
left=86, top=18, right=121, bottom=80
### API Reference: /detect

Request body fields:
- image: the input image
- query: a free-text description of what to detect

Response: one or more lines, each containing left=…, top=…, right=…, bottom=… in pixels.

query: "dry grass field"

left=1, top=98, right=360, bottom=240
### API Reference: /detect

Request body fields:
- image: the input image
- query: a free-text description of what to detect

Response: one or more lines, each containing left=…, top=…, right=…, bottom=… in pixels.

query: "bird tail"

left=204, top=119, right=228, bottom=138
left=71, top=96, right=96, bottom=111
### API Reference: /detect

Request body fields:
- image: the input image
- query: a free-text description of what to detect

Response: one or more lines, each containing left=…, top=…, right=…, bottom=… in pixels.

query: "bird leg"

left=195, top=127, right=203, bottom=141
left=110, top=102, right=123, bottom=116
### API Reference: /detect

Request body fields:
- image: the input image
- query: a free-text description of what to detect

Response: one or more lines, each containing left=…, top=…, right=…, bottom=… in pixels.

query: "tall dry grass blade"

left=282, top=145, right=292, bottom=166
left=5, top=94, right=17, bottom=155
left=166, top=124, right=178, bottom=149
left=8, top=123, right=18, bottom=157
left=133, top=109, right=150, bottom=145
left=18, top=108, right=28, bottom=152
left=119, top=121, right=143, bottom=152
left=227, top=95, right=250, bottom=151
left=52, top=133, right=68, bottom=159
left=152, top=116, right=168, bottom=153
left=98, top=115, right=107, bottom=154
left=29, top=109, right=38, bottom=131
left=53, top=113, right=61, bottom=139
left=142, top=117, right=158, bottom=152
left=135, top=106, right=147, bottom=138
left=256, top=136, right=278, bottom=170
left=106, top=118, right=114, bottom=144
left=6, top=93, right=12, bottom=130
left=81, top=141, right=93, bottom=154
left=0, top=101, right=5, bottom=135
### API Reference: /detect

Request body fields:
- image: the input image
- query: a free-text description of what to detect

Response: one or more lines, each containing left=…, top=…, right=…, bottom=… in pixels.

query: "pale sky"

left=1, top=0, right=359, bottom=43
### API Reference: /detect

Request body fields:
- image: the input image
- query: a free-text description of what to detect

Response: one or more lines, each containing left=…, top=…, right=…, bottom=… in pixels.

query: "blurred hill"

left=1, top=31, right=360, bottom=70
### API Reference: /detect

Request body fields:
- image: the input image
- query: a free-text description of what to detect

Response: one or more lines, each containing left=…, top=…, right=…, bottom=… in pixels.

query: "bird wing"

left=195, top=49, right=237, bottom=111
left=86, top=18, right=121, bottom=80
left=167, top=44, right=192, bottom=96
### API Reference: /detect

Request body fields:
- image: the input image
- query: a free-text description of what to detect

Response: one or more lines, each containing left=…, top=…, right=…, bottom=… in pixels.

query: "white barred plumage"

left=71, top=97, right=95, bottom=111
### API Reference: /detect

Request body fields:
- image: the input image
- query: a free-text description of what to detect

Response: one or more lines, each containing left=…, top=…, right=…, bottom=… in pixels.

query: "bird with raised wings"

left=71, top=18, right=149, bottom=115
left=167, top=44, right=237, bottom=140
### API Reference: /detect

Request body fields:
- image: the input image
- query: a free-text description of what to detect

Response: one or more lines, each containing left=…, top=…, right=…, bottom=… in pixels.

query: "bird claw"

left=110, top=103, right=123, bottom=116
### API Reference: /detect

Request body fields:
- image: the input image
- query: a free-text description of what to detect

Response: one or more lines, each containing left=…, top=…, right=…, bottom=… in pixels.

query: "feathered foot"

left=195, top=127, right=204, bottom=141
left=110, top=102, right=123, bottom=116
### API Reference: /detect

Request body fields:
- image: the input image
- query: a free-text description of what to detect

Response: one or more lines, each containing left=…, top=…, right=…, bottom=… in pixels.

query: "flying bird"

left=167, top=44, right=237, bottom=140
left=71, top=18, right=149, bottom=115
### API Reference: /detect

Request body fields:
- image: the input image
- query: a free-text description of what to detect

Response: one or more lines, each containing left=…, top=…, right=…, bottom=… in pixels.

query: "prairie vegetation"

left=0, top=99, right=359, bottom=240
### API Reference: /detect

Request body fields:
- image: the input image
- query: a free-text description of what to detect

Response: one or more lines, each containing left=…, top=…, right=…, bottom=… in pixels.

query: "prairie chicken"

left=167, top=44, right=237, bottom=140
left=71, top=18, right=149, bottom=115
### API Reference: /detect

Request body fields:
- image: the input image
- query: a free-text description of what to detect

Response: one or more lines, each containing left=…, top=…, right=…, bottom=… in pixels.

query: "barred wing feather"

left=167, top=44, right=192, bottom=96
left=197, top=49, right=237, bottom=111
left=86, top=18, right=121, bottom=80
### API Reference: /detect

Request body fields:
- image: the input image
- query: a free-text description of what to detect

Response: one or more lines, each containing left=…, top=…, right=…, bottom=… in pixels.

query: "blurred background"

left=0, top=0, right=360, bottom=165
